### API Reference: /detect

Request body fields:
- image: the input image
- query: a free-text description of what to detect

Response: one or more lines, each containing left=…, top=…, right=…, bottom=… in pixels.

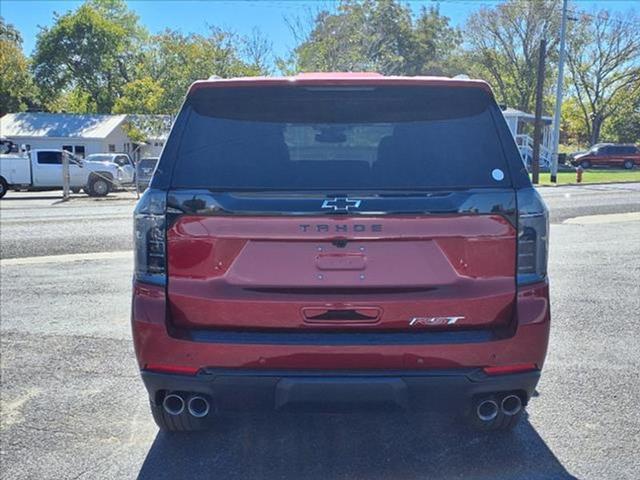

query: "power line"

left=566, top=8, right=640, bottom=28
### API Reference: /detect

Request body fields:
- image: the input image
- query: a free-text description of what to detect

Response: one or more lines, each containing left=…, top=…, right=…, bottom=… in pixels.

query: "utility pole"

left=62, top=150, right=70, bottom=201
left=532, top=38, right=547, bottom=185
left=550, top=0, right=569, bottom=184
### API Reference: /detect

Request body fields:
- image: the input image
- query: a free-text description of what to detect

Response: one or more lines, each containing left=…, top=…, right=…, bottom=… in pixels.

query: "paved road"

left=1, top=185, right=639, bottom=479
left=1, top=183, right=640, bottom=259
left=0, top=191, right=137, bottom=259
left=537, top=182, right=640, bottom=223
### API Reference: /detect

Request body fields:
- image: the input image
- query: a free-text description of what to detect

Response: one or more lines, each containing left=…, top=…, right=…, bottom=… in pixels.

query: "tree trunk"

left=591, top=115, right=603, bottom=145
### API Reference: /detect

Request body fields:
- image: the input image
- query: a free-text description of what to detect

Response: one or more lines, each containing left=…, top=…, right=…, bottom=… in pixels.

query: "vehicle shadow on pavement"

left=138, top=411, right=576, bottom=480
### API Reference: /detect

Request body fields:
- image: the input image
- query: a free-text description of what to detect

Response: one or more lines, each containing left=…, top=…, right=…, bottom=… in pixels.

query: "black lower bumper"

left=141, top=369, right=540, bottom=413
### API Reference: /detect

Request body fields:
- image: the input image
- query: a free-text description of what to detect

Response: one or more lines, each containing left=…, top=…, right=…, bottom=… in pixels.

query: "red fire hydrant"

left=576, top=165, right=583, bottom=183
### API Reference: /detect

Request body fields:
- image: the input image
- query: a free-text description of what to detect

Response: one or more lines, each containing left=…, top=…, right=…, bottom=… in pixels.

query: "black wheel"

left=71, top=187, right=81, bottom=194
left=468, top=395, right=524, bottom=432
left=149, top=396, right=212, bottom=432
left=87, top=176, right=111, bottom=197
left=623, top=160, right=634, bottom=170
left=0, top=177, right=8, bottom=199
left=580, top=160, right=591, bottom=169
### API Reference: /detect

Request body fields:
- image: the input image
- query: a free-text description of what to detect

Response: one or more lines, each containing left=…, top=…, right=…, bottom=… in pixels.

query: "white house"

left=502, top=108, right=554, bottom=169
left=126, top=114, right=173, bottom=158
left=0, top=112, right=134, bottom=159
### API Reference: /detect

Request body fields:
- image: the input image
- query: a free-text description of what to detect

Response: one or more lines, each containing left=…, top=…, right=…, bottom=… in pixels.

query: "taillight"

left=134, top=189, right=166, bottom=285
left=516, top=188, right=549, bottom=285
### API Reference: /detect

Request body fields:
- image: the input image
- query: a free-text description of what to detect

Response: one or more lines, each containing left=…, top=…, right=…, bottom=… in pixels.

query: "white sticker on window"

left=492, top=168, right=504, bottom=181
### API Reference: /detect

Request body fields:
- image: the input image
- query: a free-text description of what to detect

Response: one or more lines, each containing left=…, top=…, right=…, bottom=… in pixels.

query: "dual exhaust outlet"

left=163, top=390, right=520, bottom=422
left=476, top=394, right=522, bottom=422
left=162, top=393, right=210, bottom=418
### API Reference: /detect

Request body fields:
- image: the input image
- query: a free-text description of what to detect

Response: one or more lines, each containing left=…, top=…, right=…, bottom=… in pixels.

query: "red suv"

left=571, top=143, right=639, bottom=169
left=132, top=73, right=550, bottom=432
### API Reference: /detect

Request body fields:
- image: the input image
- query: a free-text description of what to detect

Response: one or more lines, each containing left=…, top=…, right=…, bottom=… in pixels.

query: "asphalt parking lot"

left=1, top=184, right=639, bottom=479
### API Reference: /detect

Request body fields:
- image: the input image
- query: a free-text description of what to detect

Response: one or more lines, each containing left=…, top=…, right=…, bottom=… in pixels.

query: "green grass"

left=532, top=169, right=640, bottom=185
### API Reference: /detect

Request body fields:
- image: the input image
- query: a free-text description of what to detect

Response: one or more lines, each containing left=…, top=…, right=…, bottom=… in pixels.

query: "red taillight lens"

left=483, top=363, right=537, bottom=376
left=145, top=363, right=199, bottom=375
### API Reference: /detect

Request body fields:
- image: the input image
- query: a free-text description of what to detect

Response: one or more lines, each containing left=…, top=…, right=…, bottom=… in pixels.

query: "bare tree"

left=243, top=27, right=273, bottom=74
left=465, top=0, right=561, bottom=112
left=567, top=10, right=640, bottom=144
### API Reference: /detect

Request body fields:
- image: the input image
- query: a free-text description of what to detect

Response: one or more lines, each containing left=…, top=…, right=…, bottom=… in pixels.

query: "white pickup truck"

left=0, top=148, right=127, bottom=198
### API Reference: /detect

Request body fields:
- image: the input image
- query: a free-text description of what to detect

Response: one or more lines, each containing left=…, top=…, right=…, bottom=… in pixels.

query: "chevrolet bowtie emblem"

left=321, top=197, right=362, bottom=212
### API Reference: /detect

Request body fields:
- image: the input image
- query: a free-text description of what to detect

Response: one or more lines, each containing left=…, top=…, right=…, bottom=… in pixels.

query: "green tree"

left=46, top=87, right=97, bottom=113
left=561, top=96, right=589, bottom=146
left=286, top=0, right=460, bottom=75
left=0, top=17, right=37, bottom=114
left=113, top=77, right=164, bottom=114
left=600, top=91, right=640, bottom=144
left=566, top=10, right=640, bottom=144
left=141, top=27, right=264, bottom=113
left=31, top=0, right=145, bottom=113
left=413, top=6, right=462, bottom=75
left=464, top=0, right=561, bottom=112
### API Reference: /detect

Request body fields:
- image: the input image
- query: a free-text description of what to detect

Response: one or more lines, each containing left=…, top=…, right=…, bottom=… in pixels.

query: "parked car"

left=135, top=157, right=159, bottom=191
left=0, top=148, right=127, bottom=198
left=571, top=143, right=639, bottom=169
left=85, top=153, right=135, bottom=184
left=132, top=73, right=550, bottom=433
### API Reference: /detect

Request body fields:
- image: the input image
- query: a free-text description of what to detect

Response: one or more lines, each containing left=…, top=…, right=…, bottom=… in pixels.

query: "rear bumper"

left=132, top=281, right=550, bottom=372
left=141, top=368, right=540, bottom=413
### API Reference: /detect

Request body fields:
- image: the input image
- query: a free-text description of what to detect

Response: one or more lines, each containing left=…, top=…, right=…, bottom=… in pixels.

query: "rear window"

left=139, top=158, right=158, bottom=169
left=37, top=152, right=62, bottom=164
left=169, top=86, right=511, bottom=190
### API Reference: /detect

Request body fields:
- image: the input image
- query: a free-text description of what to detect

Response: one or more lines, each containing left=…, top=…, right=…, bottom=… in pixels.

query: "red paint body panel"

left=166, top=215, right=517, bottom=331
left=132, top=282, right=550, bottom=371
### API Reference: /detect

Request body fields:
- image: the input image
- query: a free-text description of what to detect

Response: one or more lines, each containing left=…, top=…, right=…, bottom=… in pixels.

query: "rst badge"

left=409, top=316, right=465, bottom=326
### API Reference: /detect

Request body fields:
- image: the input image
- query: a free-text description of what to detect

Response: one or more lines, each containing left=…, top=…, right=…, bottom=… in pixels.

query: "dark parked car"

left=132, top=73, right=550, bottom=433
left=571, top=144, right=639, bottom=169
left=135, top=157, right=158, bottom=191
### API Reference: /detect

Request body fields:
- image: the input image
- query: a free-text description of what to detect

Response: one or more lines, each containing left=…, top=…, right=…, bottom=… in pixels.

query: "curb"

left=535, top=180, right=640, bottom=188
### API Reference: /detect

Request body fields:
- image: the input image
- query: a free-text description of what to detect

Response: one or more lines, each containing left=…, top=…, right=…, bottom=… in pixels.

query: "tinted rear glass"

left=170, top=86, right=511, bottom=190
left=37, top=152, right=62, bottom=164
left=139, top=158, right=158, bottom=169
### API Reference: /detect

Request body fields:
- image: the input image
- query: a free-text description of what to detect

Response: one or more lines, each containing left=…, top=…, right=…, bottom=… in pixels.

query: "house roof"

left=502, top=107, right=552, bottom=123
left=0, top=112, right=127, bottom=139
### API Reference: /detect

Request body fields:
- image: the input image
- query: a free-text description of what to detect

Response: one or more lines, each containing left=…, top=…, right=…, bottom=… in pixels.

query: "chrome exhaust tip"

left=501, top=394, right=522, bottom=416
left=476, top=399, right=499, bottom=422
left=163, top=393, right=185, bottom=416
left=187, top=395, right=210, bottom=418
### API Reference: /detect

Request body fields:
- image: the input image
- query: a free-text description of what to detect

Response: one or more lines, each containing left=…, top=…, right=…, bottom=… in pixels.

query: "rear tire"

left=0, top=177, right=8, bottom=199
left=580, top=160, right=591, bottom=169
left=623, top=160, right=634, bottom=170
left=150, top=398, right=212, bottom=432
left=71, top=187, right=81, bottom=194
left=87, top=176, right=111, bottom=197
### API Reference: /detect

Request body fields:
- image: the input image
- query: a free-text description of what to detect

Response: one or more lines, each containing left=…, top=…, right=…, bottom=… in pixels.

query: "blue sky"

left=2, top=0, right=638, bottom=59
